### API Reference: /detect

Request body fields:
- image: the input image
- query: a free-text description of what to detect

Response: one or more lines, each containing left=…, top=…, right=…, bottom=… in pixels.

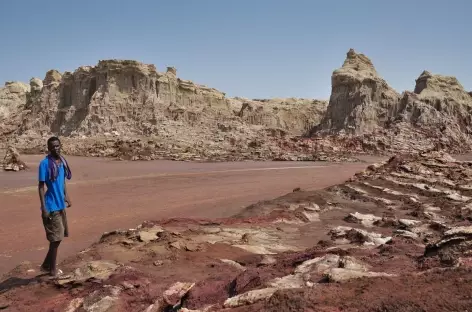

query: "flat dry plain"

left=0, top=154, right=381, bottom=275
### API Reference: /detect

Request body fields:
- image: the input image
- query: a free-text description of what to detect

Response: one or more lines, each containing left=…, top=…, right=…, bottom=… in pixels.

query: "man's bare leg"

left=40, top=247, right=51, bottom=272
left=41, top=241, right=61, bottom=275
left=49, top=241, right=61, bottom=276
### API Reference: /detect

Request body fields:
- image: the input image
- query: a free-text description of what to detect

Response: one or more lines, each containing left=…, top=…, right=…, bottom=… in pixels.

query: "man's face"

left=48, top=140, right=61, bottom=156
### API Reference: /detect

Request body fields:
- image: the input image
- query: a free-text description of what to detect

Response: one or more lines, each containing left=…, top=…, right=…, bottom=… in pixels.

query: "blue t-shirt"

left=38, top=158, right=66, bottom=212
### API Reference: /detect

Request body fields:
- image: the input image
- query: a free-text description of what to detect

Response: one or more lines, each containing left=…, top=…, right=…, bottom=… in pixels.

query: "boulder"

left=82, top=286, right=121, bottom=312
left=138, top=226, right=164, bottom=243
left=63, top=298, right=84, bottom=312
left=223, top=288, right=277, bottom=308
left=2, top=146, right=28, bottom=171
left=163, top=282, right=195, bottom=306
left=30, top=77, right=43, bottom=93
left=344, top=212, right=382, bottom=227
left=329, top=226, right=392, bottom=246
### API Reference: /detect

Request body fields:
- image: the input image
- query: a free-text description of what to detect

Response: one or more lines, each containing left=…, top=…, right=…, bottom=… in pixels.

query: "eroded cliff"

left=3, top=49, right=472, bottom=160
left=1, top=60, right=328, bottom=161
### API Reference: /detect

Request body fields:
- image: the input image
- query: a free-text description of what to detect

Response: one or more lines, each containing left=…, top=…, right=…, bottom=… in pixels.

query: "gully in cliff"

left=38, top=136, right=72, bottom=279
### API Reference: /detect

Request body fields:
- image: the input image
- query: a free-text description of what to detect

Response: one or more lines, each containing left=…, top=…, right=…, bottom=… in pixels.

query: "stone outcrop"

left=396, top=71, right=472, bottom=137
left=2, top=146, right=27, bottom=171
left=17, top=60, right=326, bottom=140
left=315, top=49, right=400, bottom=135
left=0, top=78, right=43, bottom=145
left=310, top=49, right=472, bottom=155
left=0, top=82, right=30, bottom=120
left=424, top=225, right=472, bottom=266
left=0, top=81, right=30, bottom=137
left=389, top=69, right=472, bottom=152
left=231, top=97, right=328, bottom=135
left=20, top=61, right=228, bottom=136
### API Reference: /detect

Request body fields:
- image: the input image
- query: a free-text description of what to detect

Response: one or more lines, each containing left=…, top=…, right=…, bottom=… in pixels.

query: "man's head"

left=47, top=136, right=61, bottom=157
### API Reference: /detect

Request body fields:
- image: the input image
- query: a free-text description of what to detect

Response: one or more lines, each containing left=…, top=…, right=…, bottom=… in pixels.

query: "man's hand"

left=41, top=208, right=50, bottom=220
left=65, top=198, right=72, bottom=208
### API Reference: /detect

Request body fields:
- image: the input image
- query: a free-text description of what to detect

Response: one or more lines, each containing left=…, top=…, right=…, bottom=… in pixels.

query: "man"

left=38, top=136, right=72, bottom=278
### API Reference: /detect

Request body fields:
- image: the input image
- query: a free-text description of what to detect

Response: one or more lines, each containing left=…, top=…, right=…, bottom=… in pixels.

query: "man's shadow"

left=0, top=273, right=48, bottom=294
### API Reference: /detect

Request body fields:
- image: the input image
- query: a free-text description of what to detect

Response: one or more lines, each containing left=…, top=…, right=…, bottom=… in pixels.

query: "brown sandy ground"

left=1, top=152, right=472, bottom=311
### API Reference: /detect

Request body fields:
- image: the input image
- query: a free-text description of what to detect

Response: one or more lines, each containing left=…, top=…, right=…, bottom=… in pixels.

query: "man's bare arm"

left=64, top=181, right=71, bottom=207
left=38, top=181, right=48, bottom=217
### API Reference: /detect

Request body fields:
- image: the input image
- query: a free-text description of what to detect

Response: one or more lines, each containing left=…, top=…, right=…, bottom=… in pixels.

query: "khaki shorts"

left=42, top=209, right=69, bottom=242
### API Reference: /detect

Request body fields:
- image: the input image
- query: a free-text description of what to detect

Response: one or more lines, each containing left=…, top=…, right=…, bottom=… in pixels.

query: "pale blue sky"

left=1, top=0, right=470, bottom=100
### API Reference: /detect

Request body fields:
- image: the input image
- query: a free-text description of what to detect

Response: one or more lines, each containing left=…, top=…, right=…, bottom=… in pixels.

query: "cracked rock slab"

left=223, top=288, right=277, bottom=308
left=344, top=212, right=382, bottom=227
left=324, top=268, right=397, bottom=282
left=138, top=226, right=165, bottom=243
left=329, top=226, right=392, bottom=246
left=56, top=261, right=120, bottom=286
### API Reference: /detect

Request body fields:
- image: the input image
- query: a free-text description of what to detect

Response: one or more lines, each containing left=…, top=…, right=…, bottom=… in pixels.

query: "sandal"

left=40, top=266, right=68, bottom=279
left=49, top=275, right=72, bottom=281
left=48, top=270, right=72, bottom=281
left=39, top=266, right=63, bottom=274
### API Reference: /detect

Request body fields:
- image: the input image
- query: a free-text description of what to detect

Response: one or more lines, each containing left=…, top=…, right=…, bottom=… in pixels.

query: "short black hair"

left=47, top=136, right=61, bottom=146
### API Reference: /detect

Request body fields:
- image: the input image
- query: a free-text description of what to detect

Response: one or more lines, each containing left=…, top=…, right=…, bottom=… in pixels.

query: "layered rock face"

left=2, top=49, right=472, bottom=160
left=18, top=60, right=328, bottom=139
left=20, top=61, right=231, bottom=137
left=231, top=97, right=327, bottom=135
left=1, top=60, right=328, bottom=161
left=399, top=71, right=472, bottom=130
left=391, top=71, right=472, bottom=151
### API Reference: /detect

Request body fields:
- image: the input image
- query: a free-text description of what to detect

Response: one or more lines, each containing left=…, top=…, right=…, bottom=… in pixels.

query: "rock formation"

left=0, top=82, right=30, bottom=120
left=316, top=49, right=400, bottom=135
left=2, top=146, right=27, bottom=171
left=389, top=70, right=472, bottom=151
left=0, top=81, right=30, bottom=137
left=0, top=60, right=330, bottom=161
left=1, top=49, right=472, bottom=160
left=310, top=49, right=472, bottom=155
left=17, top=60, right=326, bottom=140
left=398, top=71, right=472, bottom=130
left=20, top=62, right=225, bottom=136
left=231, top=97, right=327, bottom=135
